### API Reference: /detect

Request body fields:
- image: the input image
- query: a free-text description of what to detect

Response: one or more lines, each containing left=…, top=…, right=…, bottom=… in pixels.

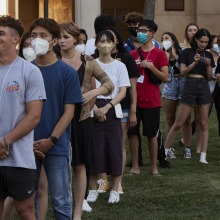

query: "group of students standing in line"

left=1, top=11, right=220, bottom=220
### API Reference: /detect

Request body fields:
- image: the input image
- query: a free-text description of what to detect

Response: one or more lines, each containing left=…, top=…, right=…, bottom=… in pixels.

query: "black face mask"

left=128, top=27, right=137, bottom=37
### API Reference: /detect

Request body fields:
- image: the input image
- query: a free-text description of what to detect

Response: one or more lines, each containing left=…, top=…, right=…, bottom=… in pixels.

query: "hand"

left=0, top=141, right=10, bottom=160
left=140, top=60, right=154, bottom=70
left=194, top=54, right=201, bottom=63
left=96, top=114, right=107, bottom=122
left=94, top=105, right=109, bottom=118
left=82, top=91, right=94, bottom=105
left=33, top=138, right=54, bottom=154
left=216, top=73, right=220, bottom=84
left=204, top=57, right=211, bottom=67
left=34, top=149, right=45, bottom=159
left=128, top=112, right=137, bottom=128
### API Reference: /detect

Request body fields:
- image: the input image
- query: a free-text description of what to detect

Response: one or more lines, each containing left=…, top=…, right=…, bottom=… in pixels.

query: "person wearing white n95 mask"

left=75, top=44, right=86, bottom=54
left=23, top=47, right=36, bottom=61
left=162, top=40, right=172, bottom=51
left=31, top=38, right=54, bottom=56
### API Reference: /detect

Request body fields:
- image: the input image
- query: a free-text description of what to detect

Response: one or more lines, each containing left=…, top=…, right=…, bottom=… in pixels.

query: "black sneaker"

left=159, top=160, right=171, bottom=169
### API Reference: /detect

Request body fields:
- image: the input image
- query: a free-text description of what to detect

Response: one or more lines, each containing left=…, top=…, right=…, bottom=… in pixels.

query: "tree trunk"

left=143, top=0, right=156, bottom=20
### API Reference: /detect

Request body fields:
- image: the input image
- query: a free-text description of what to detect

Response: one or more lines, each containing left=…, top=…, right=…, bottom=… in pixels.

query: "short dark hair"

left=94, top=15, right=116, bottom=35
left=0, top=15, right=24, bottom=37
left=30, top=17, right=60, bottom=39
left=30, top=18, right=61, bottom=59
left=190, top=28, right=212, bottom=50
left=138, top=19, right=158, bottom=33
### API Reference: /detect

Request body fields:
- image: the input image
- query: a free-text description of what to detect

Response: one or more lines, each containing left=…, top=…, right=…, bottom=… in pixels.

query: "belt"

left=187, top=74, right=205, bottom=78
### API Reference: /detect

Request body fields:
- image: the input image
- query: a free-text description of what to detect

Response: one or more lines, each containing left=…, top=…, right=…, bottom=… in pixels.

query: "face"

left=96, top=35, right=114, bottom=55
left=196, top=36, right=209, bottom=50
left=59, top=30, right=77, bottom=50
left=127, top=22, right=139, bottom=28
left=137, top=25, right=153, bottom=38
left=79, top=33, right=87, bottom=44
left=0, top=26, right=19, bottom=53
left=23, top=37, right=31, bottom=48
left=161, top=34, right=172, bottom=43
left=31, top=26, right=56, bottom=47
left=187, top=25, right=198, bottom=41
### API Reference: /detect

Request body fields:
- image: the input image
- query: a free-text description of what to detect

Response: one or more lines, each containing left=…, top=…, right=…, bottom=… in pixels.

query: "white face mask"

left=212, top=44, right=220, bottom=53
left=22, top=47, right=36, bottom=62
left=75, top=44, right=85, bottom=54
left=162, top=40, right=173, bottom=50
left=31, top=38, right=50, bottom=56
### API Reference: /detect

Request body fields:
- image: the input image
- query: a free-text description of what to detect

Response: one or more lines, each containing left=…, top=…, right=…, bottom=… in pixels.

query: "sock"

left=200, top=152, right=207, bottom=161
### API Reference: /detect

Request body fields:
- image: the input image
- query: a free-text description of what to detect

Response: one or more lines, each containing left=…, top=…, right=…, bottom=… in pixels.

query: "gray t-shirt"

left=0, top=57, right=46, bottom=169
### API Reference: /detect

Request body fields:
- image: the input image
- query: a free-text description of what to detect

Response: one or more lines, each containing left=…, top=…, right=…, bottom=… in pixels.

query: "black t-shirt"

left=111, top=51, right=140, bottom=110
left=179, top=48, right=215, bottom=77
left=215, top=57, right=220, bottom=74
left=169, top=59, right=180, bottom=74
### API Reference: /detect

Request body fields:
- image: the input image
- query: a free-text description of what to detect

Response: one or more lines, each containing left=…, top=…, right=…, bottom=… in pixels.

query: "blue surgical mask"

left=212, top=44, right=220, bottom=53
left=137, top=32, right=149, bottom=44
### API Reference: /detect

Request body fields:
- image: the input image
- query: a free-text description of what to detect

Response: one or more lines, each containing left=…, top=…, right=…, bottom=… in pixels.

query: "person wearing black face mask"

left=124, top=12, right=160, bottom=53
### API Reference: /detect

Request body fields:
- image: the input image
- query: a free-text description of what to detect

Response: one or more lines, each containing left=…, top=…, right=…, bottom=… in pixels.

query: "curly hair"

left=124, top=12, right=145, bottom=23
left=0, top=15, right=24, bottom=37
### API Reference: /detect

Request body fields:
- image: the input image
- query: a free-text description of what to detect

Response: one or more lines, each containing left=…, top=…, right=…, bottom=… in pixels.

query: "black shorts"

left=0, top=167, right=36, bottom=201
left=128, top=107, right=160, bottom=138
left=181, top=77, right=212, bottom=106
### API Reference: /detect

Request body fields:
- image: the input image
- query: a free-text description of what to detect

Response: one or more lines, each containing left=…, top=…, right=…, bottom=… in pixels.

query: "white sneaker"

left=199, top=159, right=208, bottom=164
left=82, top=199, right=92, bottom=212
left=87, top=190, right=98, bottom=203
left=108, top=191, right=120, bottom=203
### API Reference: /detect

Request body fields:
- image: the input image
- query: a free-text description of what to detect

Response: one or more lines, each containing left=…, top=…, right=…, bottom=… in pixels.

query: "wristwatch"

left=49, top=136, right=58, bottom=145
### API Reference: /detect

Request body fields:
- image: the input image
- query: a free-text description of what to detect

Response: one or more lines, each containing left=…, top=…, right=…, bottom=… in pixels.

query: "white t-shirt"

left=95, top=59, right=130, bottom=99
left=85, top=38, right=96, bottom=55
left=0, top=57, right=46, bottom=169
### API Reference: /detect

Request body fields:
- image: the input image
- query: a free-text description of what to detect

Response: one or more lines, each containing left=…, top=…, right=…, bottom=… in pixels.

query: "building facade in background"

left=4, top=0, right=220, bottom=43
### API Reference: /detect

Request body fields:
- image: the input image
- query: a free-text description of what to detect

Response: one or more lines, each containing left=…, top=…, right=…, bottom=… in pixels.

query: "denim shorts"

left=121, top=108, right=130, bottom=123
left=162, top=75, right=186, bottom=100
left=181, top=77, right=212, bottom=106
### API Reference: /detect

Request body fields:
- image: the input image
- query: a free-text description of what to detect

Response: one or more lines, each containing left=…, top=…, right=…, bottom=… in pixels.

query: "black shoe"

left=159, top=160, right=171, bottom=169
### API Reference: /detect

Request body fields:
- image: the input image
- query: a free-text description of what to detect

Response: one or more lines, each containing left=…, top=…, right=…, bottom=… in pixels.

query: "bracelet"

left=49, top=136, right=59, bottom=145
left=109, top=102, right=114, bottom=108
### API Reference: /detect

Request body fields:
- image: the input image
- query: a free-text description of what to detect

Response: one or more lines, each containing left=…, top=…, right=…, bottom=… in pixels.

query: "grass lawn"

left=44, top=105, right=220, bottom=219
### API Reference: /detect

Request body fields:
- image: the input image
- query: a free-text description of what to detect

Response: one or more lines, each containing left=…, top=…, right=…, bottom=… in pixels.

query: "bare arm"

left=128, top=78, right=137, bottom=127
left=4, top=100, right=43, bottom=145
left=34, top=103, right=75, bottom=154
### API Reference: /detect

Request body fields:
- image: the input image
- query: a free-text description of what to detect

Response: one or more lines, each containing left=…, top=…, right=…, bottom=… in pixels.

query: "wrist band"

left=109, top=102, right=114, bottom=108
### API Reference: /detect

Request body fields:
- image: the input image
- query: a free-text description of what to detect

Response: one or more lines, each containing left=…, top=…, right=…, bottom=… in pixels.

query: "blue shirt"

left=124, top=37, right=160, bottom=53
left=34, top=60, right=83, bottom=156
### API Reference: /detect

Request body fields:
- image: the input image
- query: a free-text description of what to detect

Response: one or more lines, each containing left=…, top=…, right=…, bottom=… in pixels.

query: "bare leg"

left=2, top=197, right=15, bottom=220
left=121, top=122, right=128, bottom=174
left=14, top=194, right=36, bottom=220
left=198, top=104, right=210, bottom=153
left=111, top=176, right=121, bottom=192
left=163, top=99, right=178, bottom=136
left=148, top=137, right=159, bottom=175
left=128, top=135, right=140, bottom=173
left=37, top=166, right=48, bottom=220
left=194, top=107, right=202, bottom=153
left=89, top=175, right=98, bottom=190
left=182, top=113, right=192, bottom=147
left=73, top=164, right=87, bottom=220
left=165, top=103, right=192, bottom=149
left=0, top=199, right=5, bottom=220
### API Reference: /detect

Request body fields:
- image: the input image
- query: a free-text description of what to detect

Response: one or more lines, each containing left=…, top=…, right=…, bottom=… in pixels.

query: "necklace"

left=0, top=56, right=18, bottom=107
left=62, top=51, right=76, bottom=59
